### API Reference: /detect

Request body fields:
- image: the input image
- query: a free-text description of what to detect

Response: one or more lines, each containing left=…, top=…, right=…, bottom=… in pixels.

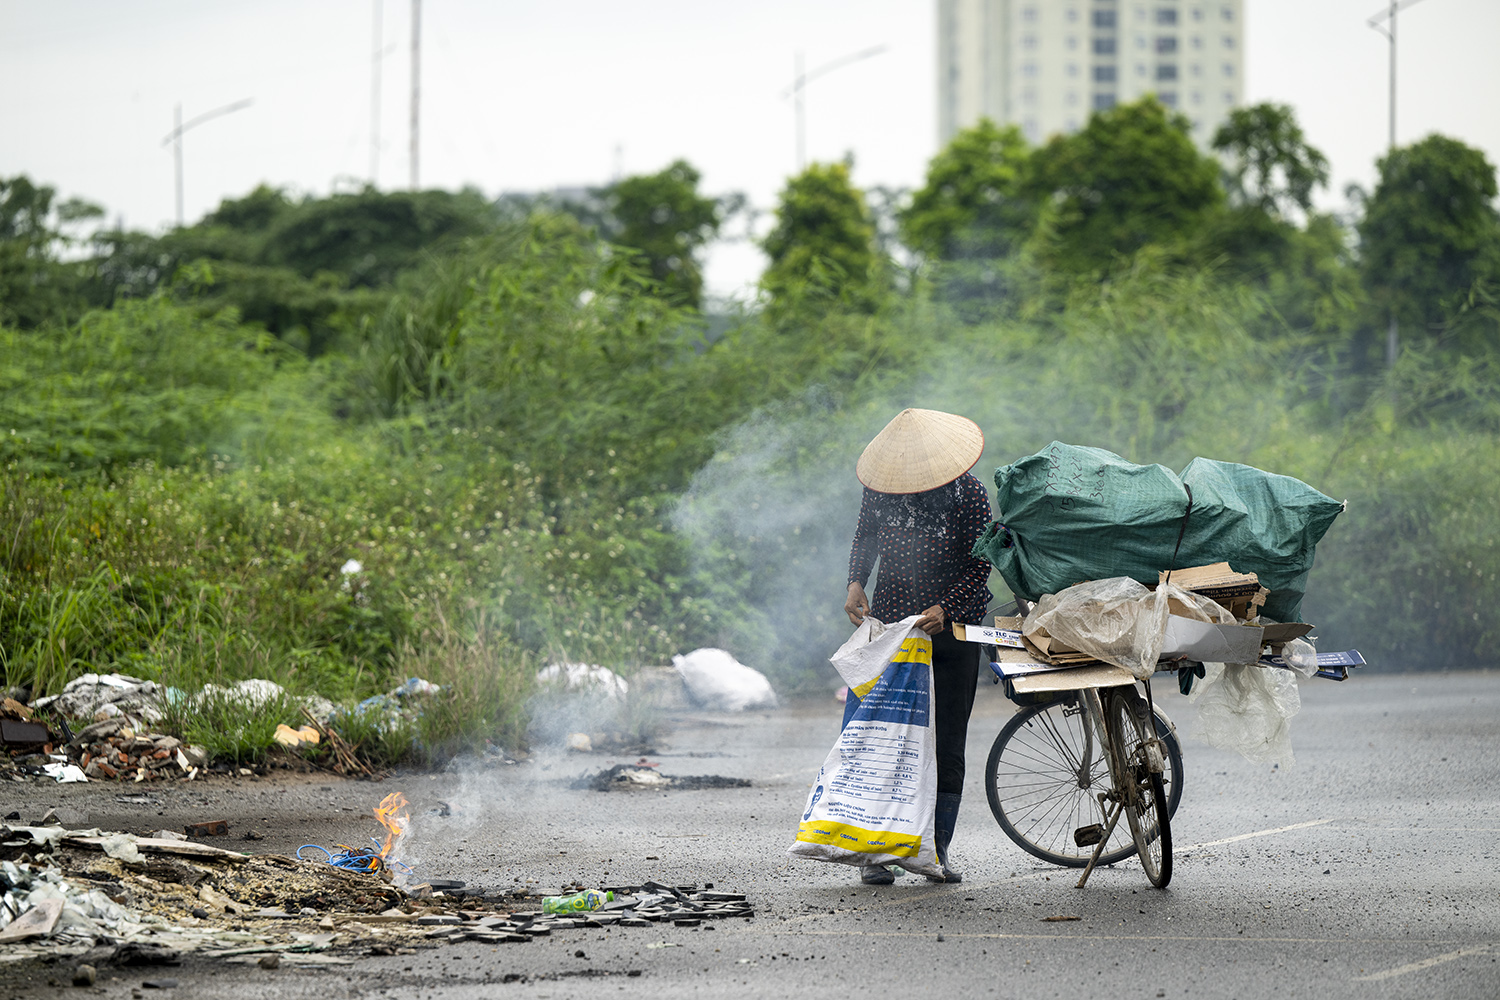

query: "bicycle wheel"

left=985, top=695, right=1134, bottom=867
left=986, top=695, right=1184, bottom=867
left=1108, top=690, right=1173, bottom=888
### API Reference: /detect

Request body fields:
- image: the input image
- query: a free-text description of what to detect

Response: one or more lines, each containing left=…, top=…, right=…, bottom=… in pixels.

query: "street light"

left=783, top=45, right=888, bottom=172
left=1366, top=0, right=1432, bottom=367
left=160, top=98, right=254, bottom=227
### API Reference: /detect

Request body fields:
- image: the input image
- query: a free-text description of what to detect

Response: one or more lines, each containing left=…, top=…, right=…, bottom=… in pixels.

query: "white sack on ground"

left=32, top=674, right=164, bottom=722
left=671, top=648, right=777, bottom=712
left=535, top=663, right=629, bottom=701
left=1188, top=661, right=1301, bottom=767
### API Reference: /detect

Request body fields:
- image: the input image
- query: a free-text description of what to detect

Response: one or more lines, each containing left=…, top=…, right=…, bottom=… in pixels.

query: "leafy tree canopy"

left=1212, top=103, right=1329, bottom=218
left=900, top=118, right=1035, bottom=261
left=760, top=161, right=882, bottom=314
left=599, top=160, right=720, bottom=309
left=1359, top=134, right=1500, bottom=335
left=1029, top=97, right=1224, bottom=274
left=0, top=175, right=104, bottom=328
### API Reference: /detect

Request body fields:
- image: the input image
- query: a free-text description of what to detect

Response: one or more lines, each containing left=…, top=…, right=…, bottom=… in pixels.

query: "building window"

left=1068, top=35, right=1079, bottom=49
left=1137, top=34, right=1147, bottom=48
left=1223, top=34, right=1234, bottom=48
left=1023, top=34, right=1038, bottom=49
left=1068, top=62, right=1080, bottom=76
left=1093, top=9, right=1117, bottom=28
left=1023, top=5, right=1038, bottom=21
left=1067, top=118, right=1081, bottom=131
left=1156, top=63, right=1178, bottom=80
left=1022, top=88, right=1038, bottom=105
left=1192, top=6, right=1203, bottom=19
left=1224, top=90, right=1234, bottom=103
left=1191, top=34, right=1202, bottom=48
left=1222, top=5, right=1233, bottom=19
left=1093, top=92, right=1118, bottom=110
left=1159, top=90, right=1178, bottom=107
left=1156, top=7, right=1178, bottom=25
left=1024, top=62, right=1039, bottom=77
left=1024, top=118, right=1040, bottom=141
left=1068, top=90, right=1080, bottom=104
left=1190, top=62, right=1201, bottom=75
left=1137, top=62, right=1147, bottom=75
left=1093, top=64, right=1118, bottom=82
left=1094, top=36, right=1117, bottom=54
left=1067, top=7, right=1079, bottom=21
left=1191, top=89, right=1202, bottom=103
left=1156, top=36, right=1178, bottom=53
left=1223, top=61, right=1233, bottom=76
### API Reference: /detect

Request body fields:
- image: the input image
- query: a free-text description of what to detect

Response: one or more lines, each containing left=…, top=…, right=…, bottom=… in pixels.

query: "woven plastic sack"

left=788, top=617, right=942, bottom=877
left=972, top=442, right=1344, bottom=622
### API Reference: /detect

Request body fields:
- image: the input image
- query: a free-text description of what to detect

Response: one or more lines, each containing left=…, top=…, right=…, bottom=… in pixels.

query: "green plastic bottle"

left=541, top=889, right=613, bottom=914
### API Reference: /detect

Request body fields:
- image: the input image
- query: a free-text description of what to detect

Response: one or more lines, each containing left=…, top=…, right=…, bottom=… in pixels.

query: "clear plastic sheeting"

left=1023, top=577, right=1169, bottom=680
left=1188, top=662, right=1301, bottom=767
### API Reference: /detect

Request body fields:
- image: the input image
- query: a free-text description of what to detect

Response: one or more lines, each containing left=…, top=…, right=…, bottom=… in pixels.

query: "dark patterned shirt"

left=847, top=471, right=994, bottom=625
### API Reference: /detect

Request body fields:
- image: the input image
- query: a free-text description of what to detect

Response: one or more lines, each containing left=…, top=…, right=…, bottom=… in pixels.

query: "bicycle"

left=985, top=676, right=1175, bottom=888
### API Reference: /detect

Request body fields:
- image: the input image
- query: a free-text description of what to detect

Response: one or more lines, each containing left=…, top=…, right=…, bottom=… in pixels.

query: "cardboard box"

left=1009, top=662, right=1136, bottom=694
left=1160, top=615, right=1265, bottom=664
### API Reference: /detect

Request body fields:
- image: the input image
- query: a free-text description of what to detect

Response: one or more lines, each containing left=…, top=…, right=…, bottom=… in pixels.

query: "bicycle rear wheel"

left=1108, top=690, right=1172, bottom=888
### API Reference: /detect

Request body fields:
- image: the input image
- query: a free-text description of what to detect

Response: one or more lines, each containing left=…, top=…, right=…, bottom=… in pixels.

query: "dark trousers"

left=841, top=628, right=980, bottom=796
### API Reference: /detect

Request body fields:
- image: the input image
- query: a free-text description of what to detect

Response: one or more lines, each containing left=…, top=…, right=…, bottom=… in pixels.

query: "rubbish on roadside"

left=973, top=442, right=1344, bottom=623
left=195, top=678, right=336, bottom=721
left=789, top=615, right=942, bottom=878
left=31, top=673, right=168, bottom=724
left=184, top=820, right=229, bottom=838
left=1, top=718, right=50, bottom=745
left=564, top=732, right=593, bottom=752
left=273, top=724, right=321, bottom=749
left=41, top=761, right=88, bottom=783
left=541, top=890, right=613, bottom=914
left=536, top=663, right=629, bottom=701
left=671, top=648, right=777, bottom=712
left=575, top=763, right=750, bottom=792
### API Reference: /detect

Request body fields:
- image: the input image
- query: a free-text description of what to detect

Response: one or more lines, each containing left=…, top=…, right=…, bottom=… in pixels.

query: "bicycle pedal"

left=1073, top=824, right=1105, bottom=847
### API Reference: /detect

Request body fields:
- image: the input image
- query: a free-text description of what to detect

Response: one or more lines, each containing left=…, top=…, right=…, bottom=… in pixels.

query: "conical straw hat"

left=856, top=408, right=984, bottom=494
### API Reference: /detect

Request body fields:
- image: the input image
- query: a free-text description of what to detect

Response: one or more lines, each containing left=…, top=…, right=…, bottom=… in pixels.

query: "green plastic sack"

left=971, top=442, right=1344, bottom=622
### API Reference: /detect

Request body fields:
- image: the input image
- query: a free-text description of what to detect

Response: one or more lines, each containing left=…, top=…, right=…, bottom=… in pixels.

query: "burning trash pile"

left=0, top=791, right=755, bottom=969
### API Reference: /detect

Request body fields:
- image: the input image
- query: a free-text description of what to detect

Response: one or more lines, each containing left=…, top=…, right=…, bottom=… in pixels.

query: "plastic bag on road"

left=672, top=649, right=777, bottom=712
left=788, top=617, right=941, bottom=877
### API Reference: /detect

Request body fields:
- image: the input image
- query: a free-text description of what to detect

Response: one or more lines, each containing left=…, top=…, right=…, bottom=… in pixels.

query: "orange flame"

left=372, top=792, right=410, bottom=859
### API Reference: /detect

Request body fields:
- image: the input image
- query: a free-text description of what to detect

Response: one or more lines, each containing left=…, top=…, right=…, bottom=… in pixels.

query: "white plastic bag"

left=1188, top=661, right=1301, bottom=767
left=788, top=617, right=942, bottom=877
left=1024, top=577, right=1170, bottom=680
left=672, top=648, right=777, bottom=712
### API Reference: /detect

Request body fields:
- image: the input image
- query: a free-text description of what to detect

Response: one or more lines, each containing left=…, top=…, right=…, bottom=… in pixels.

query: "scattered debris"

left=1041, top=915, right=1081, bottom=922
left=184, top=821, right=230, bottom=838
left=576, top=763, right=751, bottom=792
left=274, top=724, right=321, bottom=749
left=537, top=663, right=630, bottom=701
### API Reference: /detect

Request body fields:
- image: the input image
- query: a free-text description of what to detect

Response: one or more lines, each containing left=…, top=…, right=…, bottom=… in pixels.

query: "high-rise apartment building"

left=937, top=0, right=1243, bottom=148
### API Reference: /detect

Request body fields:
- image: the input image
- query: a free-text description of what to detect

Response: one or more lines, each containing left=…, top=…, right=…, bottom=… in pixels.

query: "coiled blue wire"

left=296, top=841, right=414, bottom=876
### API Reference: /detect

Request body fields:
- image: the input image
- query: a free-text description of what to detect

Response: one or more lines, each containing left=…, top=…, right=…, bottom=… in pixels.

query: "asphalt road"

left=4, top=670, right=1498, bottom=999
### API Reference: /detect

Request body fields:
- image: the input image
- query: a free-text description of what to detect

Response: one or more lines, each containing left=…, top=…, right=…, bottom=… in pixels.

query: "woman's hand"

left=845, top=582, right=871, bottom=625
left=914, top=604, right=946, bottom=635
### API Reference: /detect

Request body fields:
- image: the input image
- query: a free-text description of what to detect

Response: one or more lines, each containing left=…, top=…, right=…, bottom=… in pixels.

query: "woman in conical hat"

left=843, top=407, right=993, bottom=886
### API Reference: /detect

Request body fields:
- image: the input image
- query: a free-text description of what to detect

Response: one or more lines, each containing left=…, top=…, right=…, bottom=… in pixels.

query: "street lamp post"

left=783, top=45, right=888, bottom=172
left=1367, top=0, right=1432, bottom=367
left=161, top=99, right=253, bottom=228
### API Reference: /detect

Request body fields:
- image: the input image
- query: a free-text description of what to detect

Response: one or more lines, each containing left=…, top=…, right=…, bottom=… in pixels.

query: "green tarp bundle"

left=971, top=442, right=1344, bottom=623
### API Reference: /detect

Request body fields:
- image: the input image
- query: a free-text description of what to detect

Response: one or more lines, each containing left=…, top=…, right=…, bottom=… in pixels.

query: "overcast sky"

left=3, top=0, right=1497, bottom=298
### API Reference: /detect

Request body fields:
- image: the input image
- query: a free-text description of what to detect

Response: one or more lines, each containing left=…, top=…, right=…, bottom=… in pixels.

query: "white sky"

left=2, top=0, right=1497, bottom=299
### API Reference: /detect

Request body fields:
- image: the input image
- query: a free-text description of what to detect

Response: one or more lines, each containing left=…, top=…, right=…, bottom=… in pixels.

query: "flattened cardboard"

left=1009, top=663, right=1136, bottom=693
left=1160, top=615, right=1264, bottom=664
left=950, top=623, right=1025, bottom=648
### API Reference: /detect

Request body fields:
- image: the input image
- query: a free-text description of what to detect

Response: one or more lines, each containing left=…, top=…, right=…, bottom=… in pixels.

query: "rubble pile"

left=0, top=821, right=756, bottom=965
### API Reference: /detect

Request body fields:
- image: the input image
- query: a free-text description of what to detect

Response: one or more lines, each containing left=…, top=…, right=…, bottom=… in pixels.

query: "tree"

left=760, top=161, right=881, bottom=314
left=601, top=160, right=720, bottom=310
left=1359, top=134, right=1500, bottom=341
left=1029, top=98, right=1223, bottom=275
left=0, top=175, right=103, bottom=328
left=900, top=118, right=1035, bottom=261
left=1212, top=103, right=1329, bottom=219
